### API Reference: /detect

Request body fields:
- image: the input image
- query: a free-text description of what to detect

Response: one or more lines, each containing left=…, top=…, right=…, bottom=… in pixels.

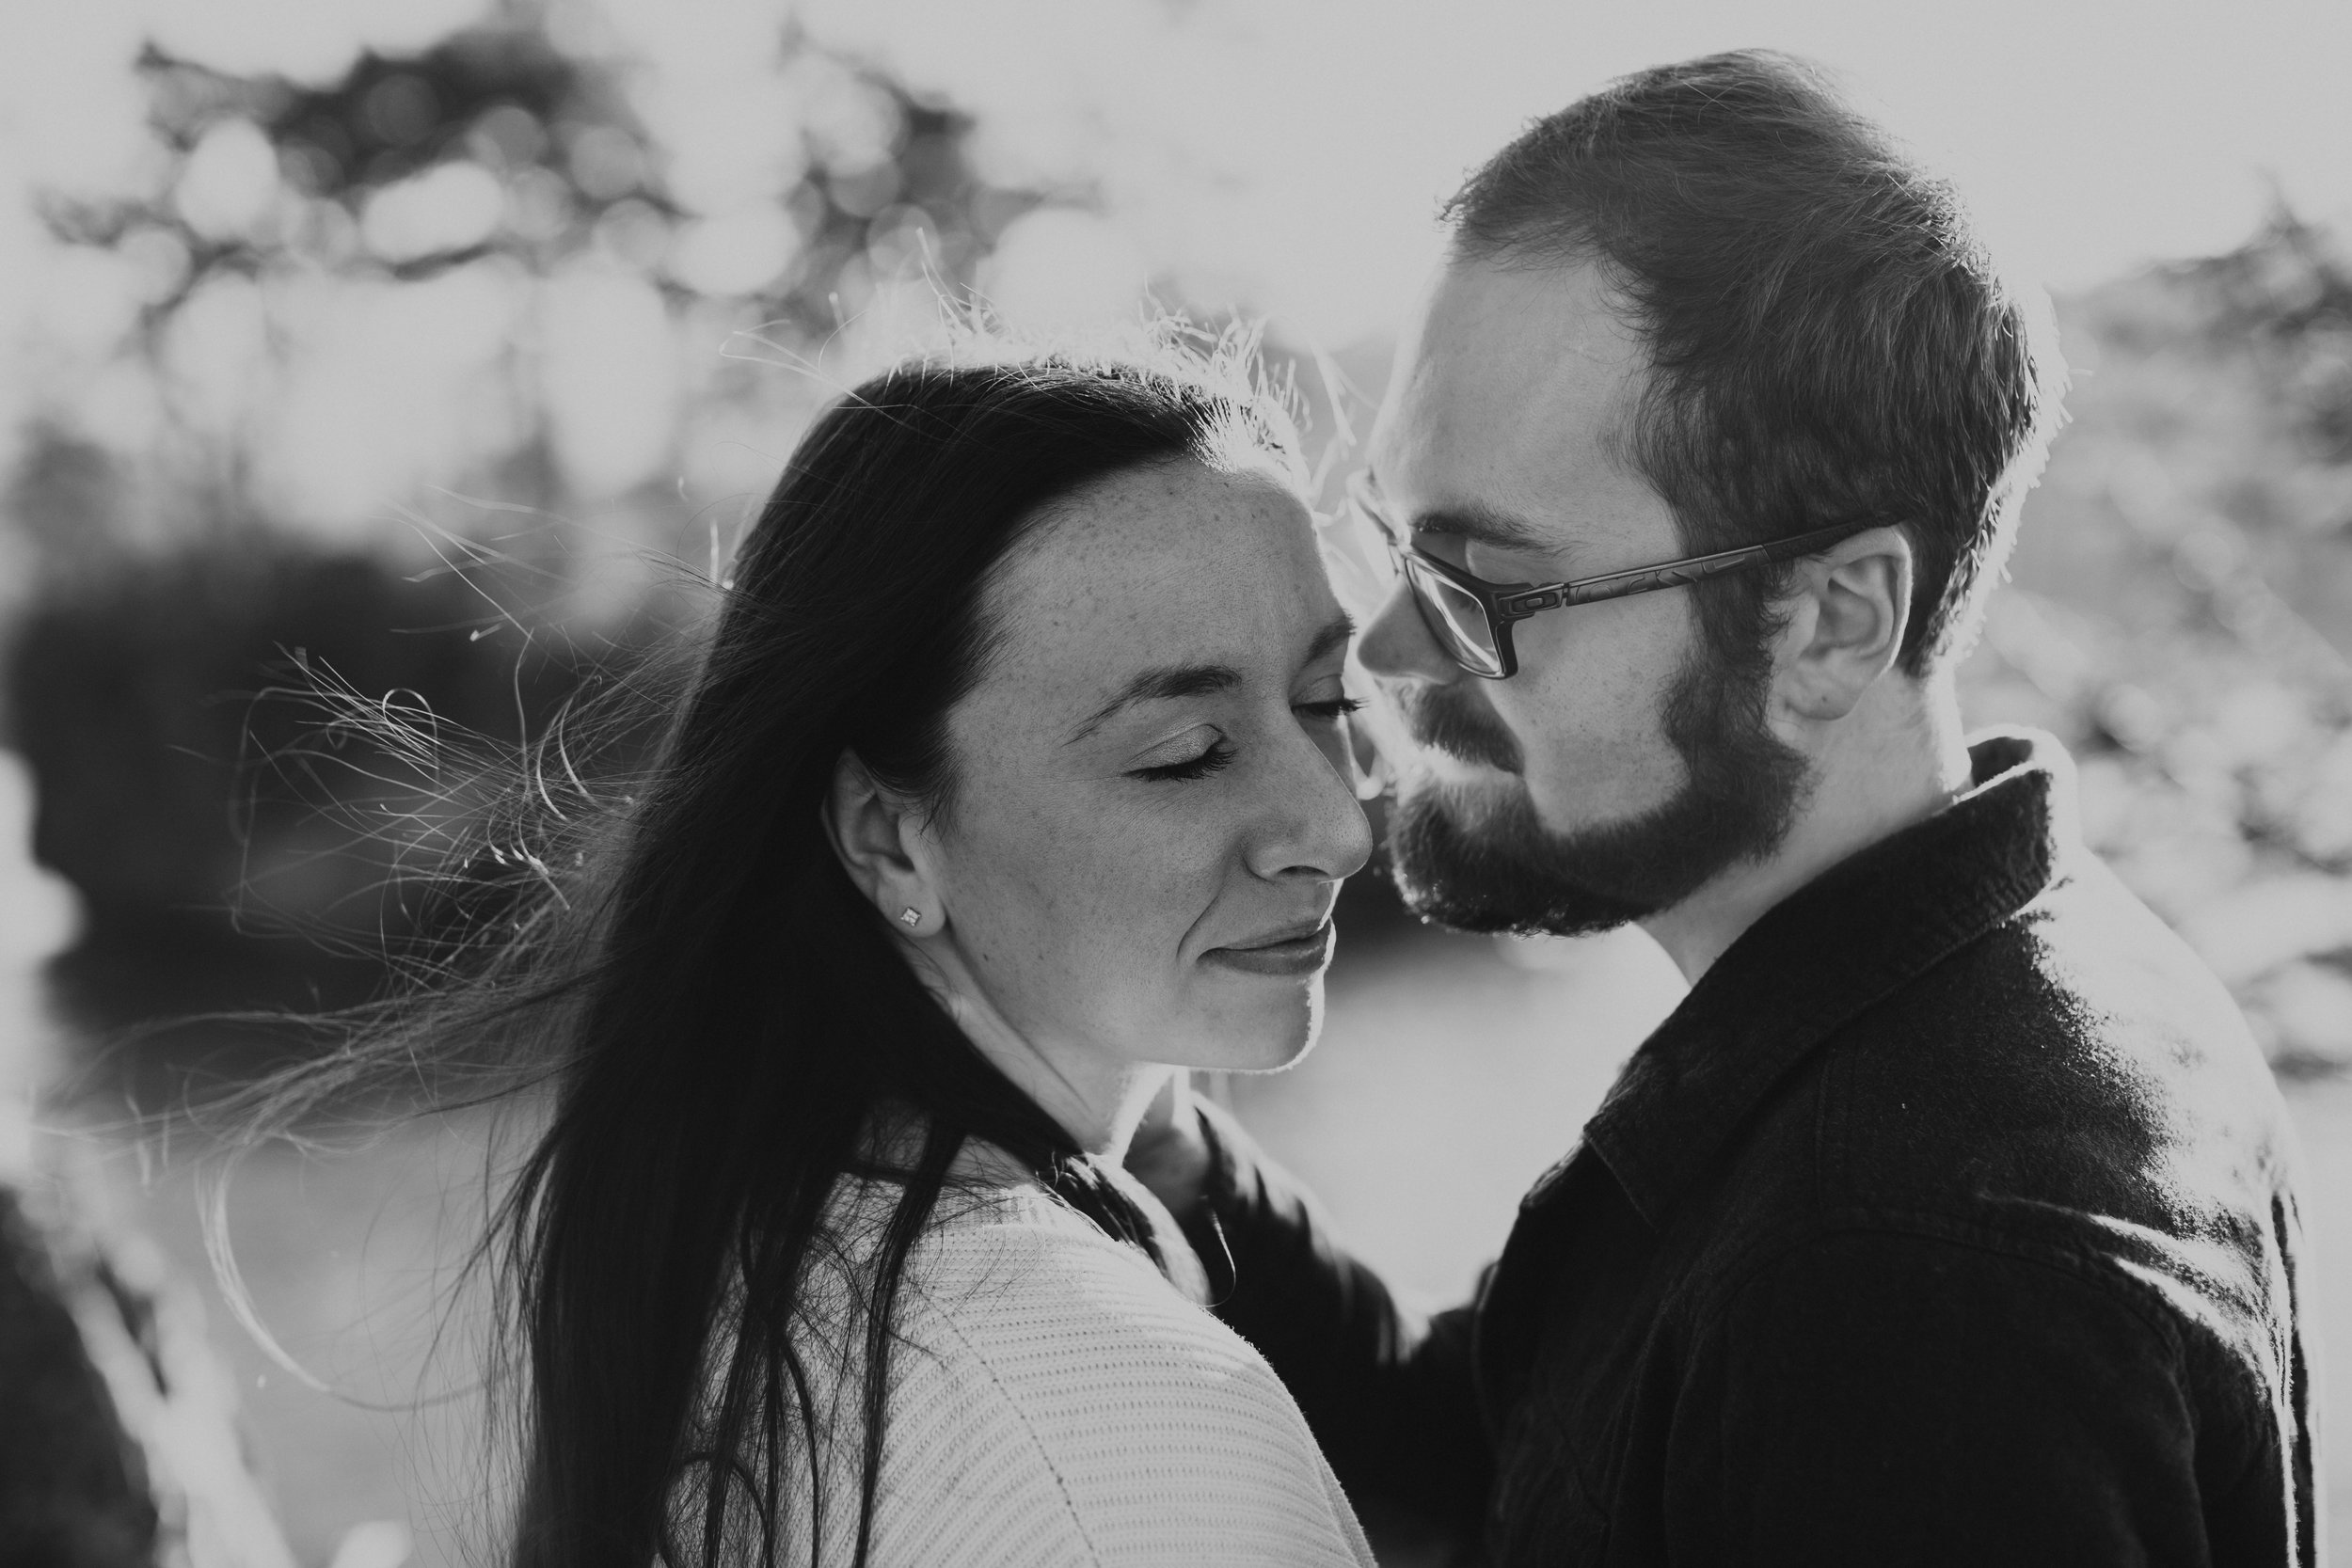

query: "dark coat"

left=1190, top=731, right=2319, bottom=1566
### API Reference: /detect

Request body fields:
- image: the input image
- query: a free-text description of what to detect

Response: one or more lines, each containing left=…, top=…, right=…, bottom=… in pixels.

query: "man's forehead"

left=1372, top=258, right=1657, bottom=547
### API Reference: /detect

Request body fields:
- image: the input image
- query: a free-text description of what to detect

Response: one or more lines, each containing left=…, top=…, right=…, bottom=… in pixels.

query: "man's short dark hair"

left=1444, top=49, right=2065, bottom=676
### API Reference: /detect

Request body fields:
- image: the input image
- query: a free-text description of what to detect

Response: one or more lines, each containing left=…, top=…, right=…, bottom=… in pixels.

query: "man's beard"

left=1385, top=637, right=1811, bottom=937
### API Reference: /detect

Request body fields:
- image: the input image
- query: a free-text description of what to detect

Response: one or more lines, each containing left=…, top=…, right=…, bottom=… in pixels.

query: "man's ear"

left=1772, top=526, right=1915, bottom=723
left=822, top=750, right=941, bottom=933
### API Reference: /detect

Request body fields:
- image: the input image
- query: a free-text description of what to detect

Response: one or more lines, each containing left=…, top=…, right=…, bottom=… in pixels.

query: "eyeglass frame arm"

left=1406, top=517, right=1883, bottom=679
left=1343, top=469, right=1883, bottom=677
left=1482, top=517, right=1878, bottom=621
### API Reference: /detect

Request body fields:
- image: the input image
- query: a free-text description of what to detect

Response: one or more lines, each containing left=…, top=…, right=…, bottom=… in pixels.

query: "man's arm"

left=1129, top=1082, right=1491, bottom=1534
left=1674, top=1227, right=2251, bottom=1565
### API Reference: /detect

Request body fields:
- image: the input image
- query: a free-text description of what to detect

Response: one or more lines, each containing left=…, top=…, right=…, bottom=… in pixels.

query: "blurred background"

left=3, top=0, right=2351, bottom=1563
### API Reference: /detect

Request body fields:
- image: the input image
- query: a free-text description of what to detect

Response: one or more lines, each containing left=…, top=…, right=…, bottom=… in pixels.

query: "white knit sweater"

left=704, top=1175, right=1376, bottom=1568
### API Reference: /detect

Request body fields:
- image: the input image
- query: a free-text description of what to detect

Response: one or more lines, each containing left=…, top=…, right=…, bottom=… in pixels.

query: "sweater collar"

left=1573, top=727, right=2081, bottom=1229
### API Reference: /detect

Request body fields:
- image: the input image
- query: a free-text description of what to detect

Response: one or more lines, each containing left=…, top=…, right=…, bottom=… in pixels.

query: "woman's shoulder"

left=913, top=1185, right=1232, bottom=1363
left=887, top=1188, right=1375, bottom=1566
left=911, top=1196, right=1319, bottom=1462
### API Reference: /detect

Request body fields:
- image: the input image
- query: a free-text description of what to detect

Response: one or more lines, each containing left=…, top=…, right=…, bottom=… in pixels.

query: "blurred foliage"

left=5, top=8, right=1072, bottom=1048
left=1963, top=208, right=2352, bottom=1077
left=6, top=534, right=602, bottom=1036
left=40, top=17, right=1042, bottom=359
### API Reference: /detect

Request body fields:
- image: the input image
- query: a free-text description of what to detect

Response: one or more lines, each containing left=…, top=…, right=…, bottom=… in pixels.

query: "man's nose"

left=1357, top=578, right=1464, bottom=684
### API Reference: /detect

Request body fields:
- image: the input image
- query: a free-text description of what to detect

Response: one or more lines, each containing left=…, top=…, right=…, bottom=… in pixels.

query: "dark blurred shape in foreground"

left=0, top=1185, right=153, bottom=1566
left=1, top=1172, right=295, bottom=1567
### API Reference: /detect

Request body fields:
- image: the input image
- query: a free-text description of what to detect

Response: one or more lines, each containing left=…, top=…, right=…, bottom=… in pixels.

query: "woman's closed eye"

left=1130, top=732, right=1236, bottom=783
left=1125, top=695, right=1359, bottom=783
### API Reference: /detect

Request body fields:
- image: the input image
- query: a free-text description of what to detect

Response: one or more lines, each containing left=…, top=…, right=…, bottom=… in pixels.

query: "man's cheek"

left=1519, top=722, right=1670, bottom=830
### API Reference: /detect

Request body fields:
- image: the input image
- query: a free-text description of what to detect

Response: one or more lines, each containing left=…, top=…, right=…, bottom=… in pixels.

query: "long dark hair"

left=215, top=341, right=1304, bottom=1566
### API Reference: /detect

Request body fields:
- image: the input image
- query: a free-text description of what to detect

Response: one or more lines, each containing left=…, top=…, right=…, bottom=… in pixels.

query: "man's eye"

left=1296, top=697, right=1365, bottom=723
left=1132, top=740, right=1237, bottom=783
left=1411, top=531, right=1470, bottom=569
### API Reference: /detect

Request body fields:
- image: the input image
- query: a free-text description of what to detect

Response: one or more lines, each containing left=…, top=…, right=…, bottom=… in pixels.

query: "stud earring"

left=898, top=907, right=922, bottom=930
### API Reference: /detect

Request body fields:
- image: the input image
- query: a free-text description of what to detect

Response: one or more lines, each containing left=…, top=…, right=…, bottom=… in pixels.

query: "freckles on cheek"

left=961, top=791, right=1170, bottom=984
left=1055, top=812, right=1186, bottom=938
left=1015, top=791, right=1224, bottom=990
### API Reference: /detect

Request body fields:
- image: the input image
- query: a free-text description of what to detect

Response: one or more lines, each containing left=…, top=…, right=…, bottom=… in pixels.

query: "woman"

left=252, top=340, right=1377, bottom=1567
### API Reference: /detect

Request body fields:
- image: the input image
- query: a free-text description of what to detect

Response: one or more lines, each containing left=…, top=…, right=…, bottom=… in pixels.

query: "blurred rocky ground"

left=1961, top=209, right=2352, bottom=1079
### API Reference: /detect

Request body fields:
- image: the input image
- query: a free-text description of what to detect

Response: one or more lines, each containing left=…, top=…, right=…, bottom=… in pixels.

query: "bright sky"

left=2, top=0, right=2347, bottom=517
left=800, top=0, right=2352, bottom=344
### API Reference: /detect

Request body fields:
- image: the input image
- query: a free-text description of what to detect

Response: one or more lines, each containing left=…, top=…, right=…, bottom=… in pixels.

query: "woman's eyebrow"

left=1063, top=616, right=1355, bottom=745
left=1066, top=664, right=1240, bottom=743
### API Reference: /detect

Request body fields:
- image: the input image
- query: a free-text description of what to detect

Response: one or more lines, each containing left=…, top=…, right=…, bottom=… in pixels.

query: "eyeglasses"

left=1340, top=470, right=1876, bottom=679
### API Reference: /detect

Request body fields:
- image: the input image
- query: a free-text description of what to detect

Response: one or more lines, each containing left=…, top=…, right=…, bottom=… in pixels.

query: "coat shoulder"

left=1755, top=857, right=2300, bottom=1370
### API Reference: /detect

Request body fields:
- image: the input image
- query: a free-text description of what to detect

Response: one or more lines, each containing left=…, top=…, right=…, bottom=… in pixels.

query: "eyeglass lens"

left=1346, top=483, right=1506, bottom=677
left=1403, top=555, right=1505, bottom=677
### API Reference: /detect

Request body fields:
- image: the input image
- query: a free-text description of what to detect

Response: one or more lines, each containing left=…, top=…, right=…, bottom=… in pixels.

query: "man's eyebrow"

left=1067, top=664, right=1242, bottom=743
left=1364, top=468, right=1549, bottom=552
left=1417, top=500, right=1551, bottom=552
left=1305, top=612, right=1357, bottom=665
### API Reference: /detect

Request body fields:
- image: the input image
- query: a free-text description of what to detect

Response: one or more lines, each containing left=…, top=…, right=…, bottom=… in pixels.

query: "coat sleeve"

left=1672, top=1227, right=2259, bottom=1566
left=1182, top=1100, right=1492, bottom=1540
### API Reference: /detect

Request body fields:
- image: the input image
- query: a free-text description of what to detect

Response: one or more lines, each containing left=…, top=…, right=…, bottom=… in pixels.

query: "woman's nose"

left=1248, top=721, right=1374, bottom=884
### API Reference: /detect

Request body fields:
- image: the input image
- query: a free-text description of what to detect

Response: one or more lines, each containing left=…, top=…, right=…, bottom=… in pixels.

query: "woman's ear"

left=822, top=751, right=941, bottom=934
left=1773, top=526, right=1915, bottom=722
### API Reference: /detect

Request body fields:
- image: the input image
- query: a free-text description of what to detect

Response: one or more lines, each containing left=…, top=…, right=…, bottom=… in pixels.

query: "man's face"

left=1356, top=257, right=1808, bottom=934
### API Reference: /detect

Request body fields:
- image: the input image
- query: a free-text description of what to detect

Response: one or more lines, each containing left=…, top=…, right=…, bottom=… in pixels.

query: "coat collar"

left=1574, top=728, right=2082, bottom=1230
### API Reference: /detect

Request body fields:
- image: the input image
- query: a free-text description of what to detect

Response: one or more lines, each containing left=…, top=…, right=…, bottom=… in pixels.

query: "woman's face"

left=918, top=456, right=1372, bottom=1108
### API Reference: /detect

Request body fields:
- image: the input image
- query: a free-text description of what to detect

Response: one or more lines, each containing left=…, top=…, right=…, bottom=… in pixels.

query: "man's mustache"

left=1387, top=683, right=1525, bottom=774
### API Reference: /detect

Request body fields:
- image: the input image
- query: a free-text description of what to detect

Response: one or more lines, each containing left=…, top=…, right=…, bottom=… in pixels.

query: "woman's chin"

left=1174, top=983, right=1325, bottom=1074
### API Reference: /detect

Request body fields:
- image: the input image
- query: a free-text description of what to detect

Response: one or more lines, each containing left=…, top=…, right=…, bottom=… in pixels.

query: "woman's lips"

left=1202, top=920, right=1336, bottom=977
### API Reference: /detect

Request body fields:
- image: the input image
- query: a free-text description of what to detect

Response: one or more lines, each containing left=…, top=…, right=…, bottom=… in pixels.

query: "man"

left=1133, top=49, right=2318, bottom=1565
